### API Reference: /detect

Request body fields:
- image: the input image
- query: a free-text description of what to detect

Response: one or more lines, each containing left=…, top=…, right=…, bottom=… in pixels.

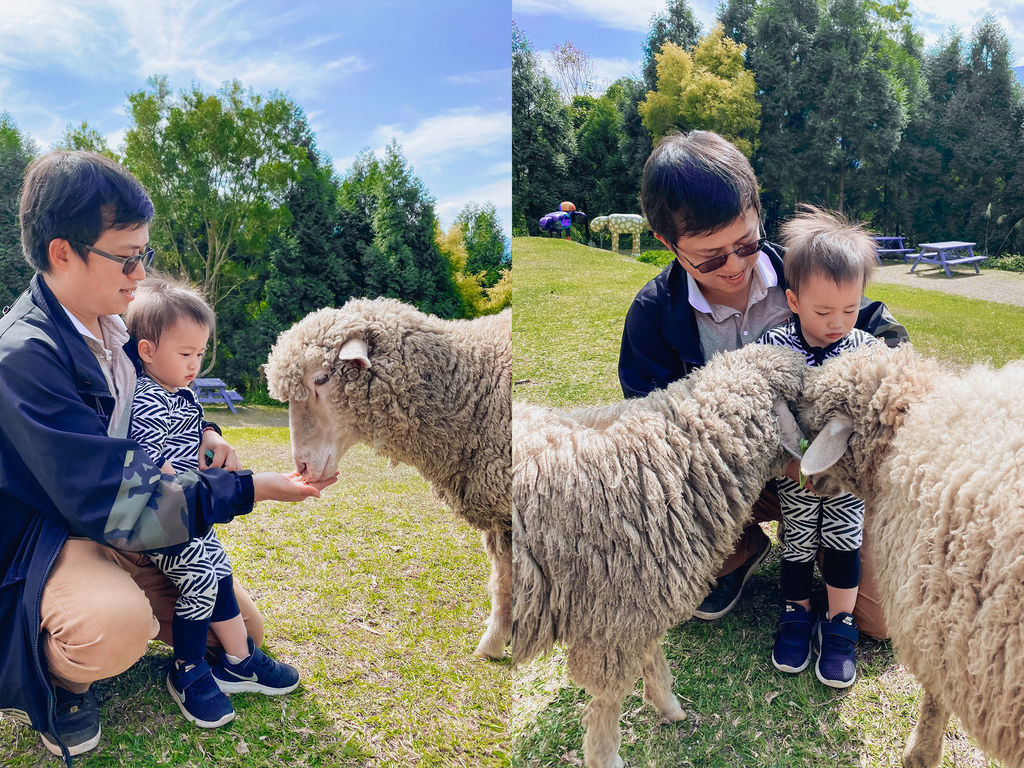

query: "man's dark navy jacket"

left=619, top=245, right=908, bottom=399
left=0, top=274, right=254, bottom=754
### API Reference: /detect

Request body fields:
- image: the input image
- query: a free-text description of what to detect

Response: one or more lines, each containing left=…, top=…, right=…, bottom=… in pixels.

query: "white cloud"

left=513, top=0, right=719, bottom=33
left=368, top=108, right=511, bottom=171
left=445, top=68, right=511, bottom=85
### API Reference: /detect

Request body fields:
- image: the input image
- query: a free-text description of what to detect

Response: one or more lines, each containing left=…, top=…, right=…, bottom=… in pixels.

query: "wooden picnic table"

left=871, top=235, right=916, bottom=264
left=191, top=377, right=243, bottom=414
left=910, top=241, right=986, bottom=278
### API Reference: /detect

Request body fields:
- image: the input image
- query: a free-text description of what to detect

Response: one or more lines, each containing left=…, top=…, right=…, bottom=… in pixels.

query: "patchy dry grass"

left=2, top=430, right=510, bottom=767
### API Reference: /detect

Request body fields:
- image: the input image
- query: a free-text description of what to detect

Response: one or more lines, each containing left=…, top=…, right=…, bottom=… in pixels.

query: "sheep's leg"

left=903, top=688, right=948, bottom=768
left=473, top=528, right=512, bottom=659
left=569, top=645, right=634, bottom=768
left=641, top=643, right=686, bottom=722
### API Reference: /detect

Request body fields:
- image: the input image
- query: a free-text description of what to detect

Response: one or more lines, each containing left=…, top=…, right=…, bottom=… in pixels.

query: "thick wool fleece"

left=264, top=298, right=511, bottom=531
left=800, top=343, right=1024, bottom=768
left=264, top=298, right=513, bottom=660
left=512, top=344, right=806, bottom=767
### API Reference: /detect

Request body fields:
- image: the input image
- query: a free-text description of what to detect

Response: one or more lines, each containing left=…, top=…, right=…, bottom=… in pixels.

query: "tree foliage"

left=455, top=202, right=508, bottom=287
left=435, top=219, right=510, bottom=318
left=512, top=22, right=575, bottom=235
left=642, top=0, right=702, bottom=91
left=549, top=41, right=596, bottom=102
left=122, top=78, right=307, bottom=323
left=640, top=26, right=761, bottom=156
left=0, top=114, right=34, bottom=309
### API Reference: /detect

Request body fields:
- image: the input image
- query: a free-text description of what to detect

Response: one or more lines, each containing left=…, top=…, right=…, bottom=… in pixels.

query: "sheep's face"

left=265, top=301, right=406, bottom=483
left=286, top=348, right=370, bottom=483
left=798, top=343, right=930, bottom=500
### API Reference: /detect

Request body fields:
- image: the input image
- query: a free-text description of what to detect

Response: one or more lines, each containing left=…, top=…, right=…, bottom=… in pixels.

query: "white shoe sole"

left=166, top=676, right=236, bottom=728
left=40, top=725, right=101, bottom=757
left=214, top=676, right=299, bottom=695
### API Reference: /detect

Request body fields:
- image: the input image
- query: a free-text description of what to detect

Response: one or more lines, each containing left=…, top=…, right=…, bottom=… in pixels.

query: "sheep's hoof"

left=472, top=633, right=507, bottom=660
left=664, top=705, right=687, bottom=723
left=902, top=746, right=942, bottom=768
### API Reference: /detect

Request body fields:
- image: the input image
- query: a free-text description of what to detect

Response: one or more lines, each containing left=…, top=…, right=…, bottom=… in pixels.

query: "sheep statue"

left=513, top=343, right=807, bottom=768
left=265, top=298, right=512, bottom=660
left=798, top=342, right=1024, bottom=768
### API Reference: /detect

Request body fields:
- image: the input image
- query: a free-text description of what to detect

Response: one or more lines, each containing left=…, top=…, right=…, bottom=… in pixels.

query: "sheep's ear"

left=772, top=399, right=804, bottom=459
left=801, top=416, right=853, bottom=475
left=339, top=337, right=371, bottom=369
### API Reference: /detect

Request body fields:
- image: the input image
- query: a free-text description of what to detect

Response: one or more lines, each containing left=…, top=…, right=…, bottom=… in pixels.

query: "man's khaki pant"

left=40, top=538, right=264, bottom=693
left=716, top=483, right=889, bottom=640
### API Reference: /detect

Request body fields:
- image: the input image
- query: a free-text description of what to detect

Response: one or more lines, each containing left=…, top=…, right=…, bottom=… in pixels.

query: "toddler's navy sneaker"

left=212, top=636, right=300, bottom=695
left=771, top=602, right=815, bottom=674
left=167, top=658, right=235, bottom=728
left=815, top=612, right=858, bottom=688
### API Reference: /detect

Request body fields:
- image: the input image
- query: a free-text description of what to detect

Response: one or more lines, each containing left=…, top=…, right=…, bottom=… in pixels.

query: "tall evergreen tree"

left=0, top=114, right=34, bottom=310
left=642, top=0, right=702, bottom=92
left=748, top=0, right=820, bottom=231
left=805, top=0, right=907, bottom=213
left=717, top=0, right=757, bottom=49
left=455, top=202, right=508, bottom=287
left=571, top=95, right=633, bottom=218
left=512, top=22, right=575, bottom=234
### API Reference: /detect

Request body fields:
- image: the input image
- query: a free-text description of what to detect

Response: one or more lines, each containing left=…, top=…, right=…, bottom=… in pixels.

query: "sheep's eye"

left=313, top=372, right=329, bottom=387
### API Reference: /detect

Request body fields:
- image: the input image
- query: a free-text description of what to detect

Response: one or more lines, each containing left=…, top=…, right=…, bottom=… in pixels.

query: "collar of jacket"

left=28, top=273, right=118, bottom=399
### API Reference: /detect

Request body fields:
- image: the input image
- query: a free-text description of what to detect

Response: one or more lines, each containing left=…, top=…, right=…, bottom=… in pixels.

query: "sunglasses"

left=67, top=238, right=155, bottom=276
left=671, top=236, right=767, bottom=274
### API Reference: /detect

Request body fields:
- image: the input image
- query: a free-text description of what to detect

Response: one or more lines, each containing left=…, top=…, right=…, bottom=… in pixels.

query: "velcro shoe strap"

left=822, top=620, right=859, bottom=643
left=175, top=660, right=213, bottom=690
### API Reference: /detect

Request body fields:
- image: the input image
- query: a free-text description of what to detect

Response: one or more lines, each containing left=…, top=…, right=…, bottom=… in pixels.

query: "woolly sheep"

left=513, top=343, right=807, bottom=768
left=798, top=343, right=1024, bottom=768
left=264, top=297, right=512, bottom=660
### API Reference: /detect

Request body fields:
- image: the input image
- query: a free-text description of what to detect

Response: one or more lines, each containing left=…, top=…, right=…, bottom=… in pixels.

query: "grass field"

left=510, top=236, right=1012, bottom=768
left=0, top=423, right=511, bottom=767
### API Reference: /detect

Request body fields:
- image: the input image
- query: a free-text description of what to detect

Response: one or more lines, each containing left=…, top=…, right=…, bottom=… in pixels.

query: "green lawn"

left=510, top=236, right=1010, bottom=768
left=1, top=429, right=511, bottom=767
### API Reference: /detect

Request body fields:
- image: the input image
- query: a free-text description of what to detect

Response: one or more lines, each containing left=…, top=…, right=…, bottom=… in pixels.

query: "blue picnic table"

left=910, top=241, right=986, bottom=278
left=191, top=377, right=243, bottom=414
left=872, top=235, right=916, bottom=264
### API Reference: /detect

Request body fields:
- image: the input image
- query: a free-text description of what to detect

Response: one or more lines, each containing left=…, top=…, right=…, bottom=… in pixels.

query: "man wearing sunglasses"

left=618, top=131, right=907, bottom=638
left=0, top=151, right=332, bottom=761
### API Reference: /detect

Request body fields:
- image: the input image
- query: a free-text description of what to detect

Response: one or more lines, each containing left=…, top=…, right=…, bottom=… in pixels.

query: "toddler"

left=758, top=206, right=878, bottom=688
left=127, top=276, right=298, bottom=727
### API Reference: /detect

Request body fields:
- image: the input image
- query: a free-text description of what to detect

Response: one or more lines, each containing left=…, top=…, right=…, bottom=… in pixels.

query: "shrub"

left=636, top=249, right=675, bottom=268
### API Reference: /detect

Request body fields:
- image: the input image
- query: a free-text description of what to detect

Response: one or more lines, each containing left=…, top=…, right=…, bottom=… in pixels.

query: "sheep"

left=264, top=297, right=512, bottom=660
left=512, top=343, right=807, bottom=768
left=797, top=342, right=1024, bottom=768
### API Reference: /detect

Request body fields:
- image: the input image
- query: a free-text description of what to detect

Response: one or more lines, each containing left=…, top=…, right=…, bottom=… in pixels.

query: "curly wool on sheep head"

left=264, top=297, right=446, bottom=484
left=797, top=343, right=943, bottom=499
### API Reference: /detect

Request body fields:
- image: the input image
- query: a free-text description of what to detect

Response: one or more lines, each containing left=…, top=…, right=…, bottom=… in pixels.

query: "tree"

left=122, top=76, right=308, bottom=369
left=804, top=0, right=907, bottom=213
left=0, top=114, right=34, bottom=310
left=642, top=0, right=702, bottom=91
left=455, top=202, right=508, bottom=287
left=57, top=122, right=116, bottom=159
left=549, top=41, right=596, bottom=102
left=748, top=0, right=822, bottom=230
left=512, top=22, right=575, bottom=234
left=571, top=95, right=633, bottom=217
left=640, top=26, right=761, bottom=156
left=608, top=76, right=653, bottom=215
left=337, top=143, right=462, bottom=319
left=435, top=220, right=510, bottom=318
left=717, top=0, right=757, bottom=49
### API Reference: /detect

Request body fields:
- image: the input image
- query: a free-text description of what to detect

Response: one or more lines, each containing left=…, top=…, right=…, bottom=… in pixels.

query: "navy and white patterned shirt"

left=758, top=316, right=877, bottom=367
left=130, top=375, right=205, bottom=473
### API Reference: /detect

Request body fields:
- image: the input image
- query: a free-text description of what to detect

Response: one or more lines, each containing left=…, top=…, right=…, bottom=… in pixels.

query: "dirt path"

left=873, top=260, right=1024, bottom=307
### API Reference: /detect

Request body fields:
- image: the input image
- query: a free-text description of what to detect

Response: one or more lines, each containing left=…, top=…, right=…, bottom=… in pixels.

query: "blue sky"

left=0, top=0, right=511, bottom=235
left=513, top=0, right=1024, bottom=93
